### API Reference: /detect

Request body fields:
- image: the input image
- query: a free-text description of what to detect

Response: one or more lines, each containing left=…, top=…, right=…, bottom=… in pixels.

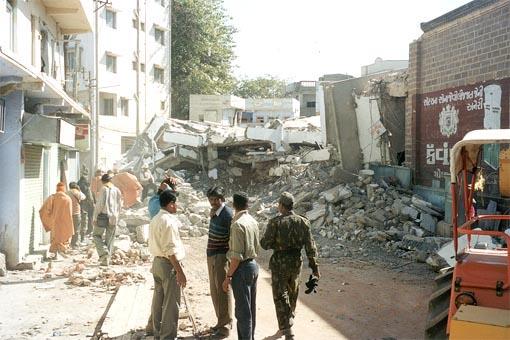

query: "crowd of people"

left=39, top=165, right=320, bottom=340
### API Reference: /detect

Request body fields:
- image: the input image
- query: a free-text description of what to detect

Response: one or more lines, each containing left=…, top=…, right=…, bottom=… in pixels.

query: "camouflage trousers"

left=270, top=265, right=301, bottom=331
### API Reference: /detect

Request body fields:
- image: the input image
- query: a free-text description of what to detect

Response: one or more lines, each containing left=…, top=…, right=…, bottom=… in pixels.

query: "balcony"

left=41, top=0, right=93, bottom=34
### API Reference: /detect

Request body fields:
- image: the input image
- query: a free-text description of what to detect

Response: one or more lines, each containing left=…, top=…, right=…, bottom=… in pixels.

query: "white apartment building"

left=0, top=0, right=92, bottom=268
left=77, top=0, right=171, bottom=170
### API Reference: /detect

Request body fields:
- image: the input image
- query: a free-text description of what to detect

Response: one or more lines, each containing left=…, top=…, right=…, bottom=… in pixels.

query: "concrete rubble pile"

left=118, top=115, right=329, bottom=181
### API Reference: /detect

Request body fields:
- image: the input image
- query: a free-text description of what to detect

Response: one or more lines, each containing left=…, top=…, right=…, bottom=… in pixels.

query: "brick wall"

left=405, top=0, right=510, bottom=185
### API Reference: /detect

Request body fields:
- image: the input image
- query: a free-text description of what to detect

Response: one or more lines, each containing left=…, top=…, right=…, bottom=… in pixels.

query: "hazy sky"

left=222, top=0, right=471, bottom=81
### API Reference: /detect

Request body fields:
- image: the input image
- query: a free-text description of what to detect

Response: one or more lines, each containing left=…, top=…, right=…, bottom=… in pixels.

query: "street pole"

left=136, top=0, right=141, bottom=136
left=168, top=0, right=172, bottom=118
left=94, top=0, right=100, bottom=169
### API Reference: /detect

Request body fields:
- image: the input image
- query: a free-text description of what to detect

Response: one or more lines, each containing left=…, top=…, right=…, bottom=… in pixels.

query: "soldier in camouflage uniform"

left=260, top=192, right=320, bottom=340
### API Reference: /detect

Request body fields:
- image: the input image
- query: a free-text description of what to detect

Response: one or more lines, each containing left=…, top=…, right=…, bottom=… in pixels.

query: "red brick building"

left=406, top=0, right=510, bottom=189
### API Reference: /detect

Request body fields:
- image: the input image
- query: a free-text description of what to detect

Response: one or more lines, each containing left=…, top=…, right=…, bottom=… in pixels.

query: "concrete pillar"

left=0, top=90, right=23, bottom=268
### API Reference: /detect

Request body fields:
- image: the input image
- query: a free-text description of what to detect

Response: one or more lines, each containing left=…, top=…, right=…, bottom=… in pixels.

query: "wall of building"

left=189, top=95, right=245, bottom=124
left=361, top=58, right=408, bottom=76
left=1, top=0, right=66, bottom=83
left=406, top=0, right=510, bottom=186
left=245, top=98, right=299, bottom=124
left=0, top=90, right=23, bottom=268
left=354, top=95, right=388, bottom=165
left=78, top=0, right=171, bottom=170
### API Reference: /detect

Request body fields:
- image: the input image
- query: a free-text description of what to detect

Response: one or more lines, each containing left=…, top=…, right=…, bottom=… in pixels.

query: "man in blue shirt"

left=206, top=186, right=233, bottom=339
left=148, top=178, right=178, bottom=218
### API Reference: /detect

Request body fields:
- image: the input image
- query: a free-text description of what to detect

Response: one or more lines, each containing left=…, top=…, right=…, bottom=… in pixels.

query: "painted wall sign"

left=415, top=78, right=510, bottom=186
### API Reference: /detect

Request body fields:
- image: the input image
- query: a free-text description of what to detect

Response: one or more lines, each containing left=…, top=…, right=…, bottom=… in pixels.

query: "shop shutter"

left=23, top=145, right=45, bottom=251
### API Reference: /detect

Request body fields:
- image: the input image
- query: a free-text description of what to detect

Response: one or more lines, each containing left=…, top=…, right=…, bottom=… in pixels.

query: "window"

left=101, top=97, right=114, bottom=116
left=198, top=114, right=204, bottom=122
left=105, top=9, right=116, bottom=29
left=132, top=61, right=145, bottom=72
left=306, top=101, right=316, bottom=108
left=121, top=98, right=129, bottom=117
left=154, top=28, right=165, bottom=45
left=132, top=19, right=145, bottom=31
left=256, top=116, right=265, bottom=123
left=154, top=66, right=164, bottom=83
left=6, top=0, right=15, bottom=51
left=484, top=144, right=500, bottom=169
left=0, top=98, right=5, bottom=133
left=160, top=101, right=166, bottom=111
left=106, top=54, right=117, bottom=73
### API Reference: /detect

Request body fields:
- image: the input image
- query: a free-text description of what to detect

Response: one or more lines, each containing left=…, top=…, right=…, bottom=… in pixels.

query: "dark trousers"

left=151, top=257, right=181, bottom=340
left=70, top=214, right=81, bottom=247
left=231, top=259, right=258, bottom=340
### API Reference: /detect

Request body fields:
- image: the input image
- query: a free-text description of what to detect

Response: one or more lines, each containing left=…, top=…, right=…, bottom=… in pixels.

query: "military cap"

left=279, top=192, right=294, bottom=207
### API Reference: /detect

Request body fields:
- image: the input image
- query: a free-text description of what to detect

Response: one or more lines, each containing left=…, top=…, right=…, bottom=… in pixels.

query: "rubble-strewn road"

left=0, top=233, right=433, bottom=339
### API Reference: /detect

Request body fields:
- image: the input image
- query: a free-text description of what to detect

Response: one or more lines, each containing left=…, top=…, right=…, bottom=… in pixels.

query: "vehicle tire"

left=425, top=267, right=453, bottom=339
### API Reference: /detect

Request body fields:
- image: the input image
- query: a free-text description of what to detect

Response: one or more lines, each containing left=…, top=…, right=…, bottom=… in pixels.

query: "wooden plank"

left=101, top=282, right=153, bottom=339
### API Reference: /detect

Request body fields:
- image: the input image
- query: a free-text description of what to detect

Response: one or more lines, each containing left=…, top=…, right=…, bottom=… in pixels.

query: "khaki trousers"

left=151, top=257, right=181, bottom=340
left=207, top=253, right=233, bottom=330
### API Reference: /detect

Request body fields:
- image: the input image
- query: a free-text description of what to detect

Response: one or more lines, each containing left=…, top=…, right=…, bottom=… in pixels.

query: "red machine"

left=426, top=129, right=510, bottom=339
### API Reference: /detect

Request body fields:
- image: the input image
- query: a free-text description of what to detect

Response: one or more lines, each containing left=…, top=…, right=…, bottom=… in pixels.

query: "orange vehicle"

left=425, top=129, right=510, bottom=339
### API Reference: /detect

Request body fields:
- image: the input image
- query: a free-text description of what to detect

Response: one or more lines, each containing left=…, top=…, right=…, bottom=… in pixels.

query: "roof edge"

left=421, top=0, right=499, bottom=33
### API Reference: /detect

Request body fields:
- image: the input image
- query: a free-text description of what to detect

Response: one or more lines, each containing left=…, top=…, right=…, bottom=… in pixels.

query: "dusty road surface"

left=0, top=235, right=434, bottom=340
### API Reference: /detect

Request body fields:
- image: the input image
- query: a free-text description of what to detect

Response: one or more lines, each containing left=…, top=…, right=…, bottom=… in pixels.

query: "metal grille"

left=23, top=145, right=45, bottom=250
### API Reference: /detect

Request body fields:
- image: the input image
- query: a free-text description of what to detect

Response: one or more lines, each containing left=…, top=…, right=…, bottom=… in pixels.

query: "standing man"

left=222, top=192, right=260, bottom=340
left=93, top=174, right=123, bottom=266
left=67, top=182, right=85, bottom=248
left=148, top=190, right=187, bottom=340
left=78, top=167, right=95, bottom=237
left=206, top=186, right=233, bottom=339
left=140, top=164, right=156, bottom=200
left=260, top=192, right=320, bottom=340
left=39, top=182, right=74, bottom=258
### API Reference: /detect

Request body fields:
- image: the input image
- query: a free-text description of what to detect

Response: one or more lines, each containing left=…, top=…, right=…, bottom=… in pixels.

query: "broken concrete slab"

left=436, top=220, right=452, bottom=238
left=321, top=185, right=352, bottom=203
left=136, top=224, right=150, bottom=244
left=302, top=149, right=330, bottom=163
left=0, top=252, right=6, bottom=276
left=401, top=206, right=419, bottom=220
left=436, top=232, right=497, bottom=267
left=420, top=213, right=437, bottom=233
left=306, top=204, right=327, bottom=221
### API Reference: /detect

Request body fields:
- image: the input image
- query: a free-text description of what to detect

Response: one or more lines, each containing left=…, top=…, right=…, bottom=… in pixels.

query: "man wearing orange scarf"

left=39, top=182, right=74, bottom=257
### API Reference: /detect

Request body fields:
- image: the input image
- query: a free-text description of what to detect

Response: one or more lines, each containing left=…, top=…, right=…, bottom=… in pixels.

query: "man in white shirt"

left=148, top=190, right=187, bottom=340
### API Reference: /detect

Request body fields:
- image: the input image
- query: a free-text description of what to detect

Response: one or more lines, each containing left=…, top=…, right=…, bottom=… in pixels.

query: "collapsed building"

left=120, top=115, right=329, bottom=180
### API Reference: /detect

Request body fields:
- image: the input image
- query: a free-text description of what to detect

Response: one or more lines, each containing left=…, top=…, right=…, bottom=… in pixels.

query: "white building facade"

left=77, top=0, right=171, bottom=170
left=244, top=98, right=300, bottom=125
left=189, top=94, right=245, bottom=125
left=0, top=0, right=92, bottom=268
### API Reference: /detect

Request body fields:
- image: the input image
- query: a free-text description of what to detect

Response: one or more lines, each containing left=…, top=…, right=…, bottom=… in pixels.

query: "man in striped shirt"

left=206, top=186, right=233, bottom=339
